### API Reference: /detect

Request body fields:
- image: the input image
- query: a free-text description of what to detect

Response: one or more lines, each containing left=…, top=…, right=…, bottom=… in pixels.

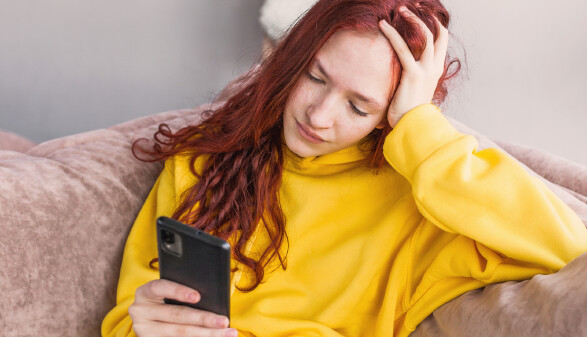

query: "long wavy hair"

left=135, top=0, right=461, bottom=291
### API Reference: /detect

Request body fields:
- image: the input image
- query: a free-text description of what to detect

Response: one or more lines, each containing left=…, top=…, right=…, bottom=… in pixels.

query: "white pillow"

left=259, top=0, right=319, bottom=41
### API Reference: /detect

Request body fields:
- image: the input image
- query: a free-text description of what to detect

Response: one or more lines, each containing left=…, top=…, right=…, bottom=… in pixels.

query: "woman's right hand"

left=129, top=279, right=238, bottom=337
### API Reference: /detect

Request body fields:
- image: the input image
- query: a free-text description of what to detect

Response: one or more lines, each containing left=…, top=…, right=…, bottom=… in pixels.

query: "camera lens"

left=160, top=228, right=182, bottom=256
left=162, top=230, right=175, bottom=244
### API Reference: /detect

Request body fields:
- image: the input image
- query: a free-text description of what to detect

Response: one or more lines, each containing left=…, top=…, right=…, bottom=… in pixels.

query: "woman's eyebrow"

left=315, top=59, right=384, bottom=109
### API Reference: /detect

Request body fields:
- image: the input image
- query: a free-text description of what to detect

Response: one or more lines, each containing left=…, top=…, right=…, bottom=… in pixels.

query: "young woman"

left=102, top=0, right=587, bottom=336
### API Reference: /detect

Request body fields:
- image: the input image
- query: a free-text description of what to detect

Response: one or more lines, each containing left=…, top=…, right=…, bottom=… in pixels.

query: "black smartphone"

left=156, top=216, right=231, bottom=318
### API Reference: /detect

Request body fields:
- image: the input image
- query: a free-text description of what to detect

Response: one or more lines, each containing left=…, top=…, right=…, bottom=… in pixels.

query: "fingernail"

left=186, top=291, right=199, bottom=302
left=379, top=20, right=390, bottom=27
left=217, top=316, right=229, bottom=327
left=225, top=328, right=238, bottom=337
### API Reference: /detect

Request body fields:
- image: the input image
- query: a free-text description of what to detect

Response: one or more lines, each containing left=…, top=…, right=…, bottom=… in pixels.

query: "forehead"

left=313, top=29, right=395, bottom=104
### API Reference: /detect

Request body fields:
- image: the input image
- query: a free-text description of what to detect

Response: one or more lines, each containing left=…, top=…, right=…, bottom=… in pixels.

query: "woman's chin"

left=288, top=145, right=314, bottom=158
left=284, top=138, right=321, bottom=158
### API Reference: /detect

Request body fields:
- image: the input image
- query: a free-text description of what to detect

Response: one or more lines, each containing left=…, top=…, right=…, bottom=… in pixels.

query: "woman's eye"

left=307, top=72, right=324, bottom=84
left=350, top=102, right=368, bottom=117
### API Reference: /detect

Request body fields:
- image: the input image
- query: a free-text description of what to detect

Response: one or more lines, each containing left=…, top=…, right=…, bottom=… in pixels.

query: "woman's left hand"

left=379, top=7, right=449, bottom=127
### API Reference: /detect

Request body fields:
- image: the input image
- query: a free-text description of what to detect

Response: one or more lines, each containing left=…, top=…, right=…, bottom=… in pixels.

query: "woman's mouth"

left=296, top=121, right=325, bottom=144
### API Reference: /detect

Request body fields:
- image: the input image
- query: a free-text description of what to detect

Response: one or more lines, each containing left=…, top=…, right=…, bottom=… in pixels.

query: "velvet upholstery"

left=0, top=107, right=207, bottom=336
left=0, top=130, right=36, bottom=153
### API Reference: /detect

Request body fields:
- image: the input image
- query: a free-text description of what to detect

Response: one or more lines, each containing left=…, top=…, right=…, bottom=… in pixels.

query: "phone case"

left=156, top=216, right=231, bottom=318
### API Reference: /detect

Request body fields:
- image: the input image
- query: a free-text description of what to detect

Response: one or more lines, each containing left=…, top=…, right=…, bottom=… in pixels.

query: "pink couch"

left=0, top=103, right=585, bottom=336
left=0, top=130, right=36, bottom=152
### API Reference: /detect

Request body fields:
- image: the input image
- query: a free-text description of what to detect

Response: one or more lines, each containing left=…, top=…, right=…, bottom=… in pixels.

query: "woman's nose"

left=307, top=92, right=337, bottom=129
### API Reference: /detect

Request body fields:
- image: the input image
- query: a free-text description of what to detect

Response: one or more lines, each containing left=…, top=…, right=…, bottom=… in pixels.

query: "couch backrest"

left=0, top=106, right=207, bottom=336
left=0, top=130, right=36, bottom=152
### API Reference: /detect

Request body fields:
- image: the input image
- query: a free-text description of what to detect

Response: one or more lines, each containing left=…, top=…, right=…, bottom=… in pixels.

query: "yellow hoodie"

left=102, top=104, right=587, bottom=337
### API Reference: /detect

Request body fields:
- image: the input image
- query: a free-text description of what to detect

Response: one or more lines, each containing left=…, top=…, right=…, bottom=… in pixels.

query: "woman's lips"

left=296, top=121, right=325, bottom=144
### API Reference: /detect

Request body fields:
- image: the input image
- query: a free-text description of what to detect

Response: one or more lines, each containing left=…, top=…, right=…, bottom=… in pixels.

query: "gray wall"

left=442, top=0, right=587, bottom=165
left=0, top=0, right=264, bottom=141
left=1, top=0, right=585, bottom=165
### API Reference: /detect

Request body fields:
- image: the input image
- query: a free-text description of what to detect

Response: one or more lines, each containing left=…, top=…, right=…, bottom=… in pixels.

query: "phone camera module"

left=162, top=230, right=175, bottom=244
left=160, top=229, right=182, bottom=257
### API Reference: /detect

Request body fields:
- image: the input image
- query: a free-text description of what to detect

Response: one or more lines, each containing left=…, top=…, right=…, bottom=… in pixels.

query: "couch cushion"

left=0, top=130, right=36, bottom=152
left=0, top=106, right=210, bottom=336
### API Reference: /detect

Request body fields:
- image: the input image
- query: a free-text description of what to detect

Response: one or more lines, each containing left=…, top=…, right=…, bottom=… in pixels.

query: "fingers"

left=134, top=279, right=230, bottom=327
left=136, top=279, right=200, bottom=304
left=398, top=7, right=435, bottom=63
left=379, top=19, right=415, bottom=72
left=133, top=320, right=237, bottom=337
left=379, top=6, right=449, bottom=72
left=130, top=279, right=235, bottom=336
left=134, top=302, right=230, bottom=328
left=432, top=16, right=449, bottom=74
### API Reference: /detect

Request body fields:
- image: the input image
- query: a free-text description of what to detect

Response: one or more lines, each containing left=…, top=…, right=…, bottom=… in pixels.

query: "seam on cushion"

left=30, top=133, right=162, bottom=172
left=27, top=111, right=188, bottom=158
left=36, top=148, right=161, bottom=191
left=26, top=129, right=123, bottom=157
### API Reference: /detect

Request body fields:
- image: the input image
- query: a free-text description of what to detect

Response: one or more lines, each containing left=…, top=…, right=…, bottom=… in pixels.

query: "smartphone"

left=156, top=216, right=231, bottom=318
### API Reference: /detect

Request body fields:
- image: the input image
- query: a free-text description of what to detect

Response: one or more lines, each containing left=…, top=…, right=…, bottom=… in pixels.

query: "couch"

left=1, top=99, right=586, bottom=336
left=0, top=130, right=36, bottom=152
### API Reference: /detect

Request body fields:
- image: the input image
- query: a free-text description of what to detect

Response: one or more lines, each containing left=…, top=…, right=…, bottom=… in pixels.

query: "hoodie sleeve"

left=383, top=104, right=587, bottom=331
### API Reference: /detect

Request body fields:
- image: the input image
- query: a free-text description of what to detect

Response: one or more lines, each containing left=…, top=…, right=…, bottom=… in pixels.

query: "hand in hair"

left=128, top=279, right=237, bottom=337
left=379, top=6, right=449, bottom=127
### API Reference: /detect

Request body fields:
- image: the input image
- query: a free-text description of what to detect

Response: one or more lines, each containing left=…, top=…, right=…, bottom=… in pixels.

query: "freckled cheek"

left=285, top=92, right=315, bottom=129
left=285, top=87, right=303, bottom=114
left=339, top=120, right=381, bottom=142
left=284, top=87, right=304, bottom=117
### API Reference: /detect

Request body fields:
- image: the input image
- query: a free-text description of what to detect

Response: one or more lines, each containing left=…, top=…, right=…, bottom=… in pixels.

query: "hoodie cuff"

left=383, top=104, right=464, bottom=180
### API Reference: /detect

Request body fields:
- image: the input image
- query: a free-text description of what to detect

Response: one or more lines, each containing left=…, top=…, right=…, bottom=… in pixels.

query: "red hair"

left=135, top=0, right=461, bottom=291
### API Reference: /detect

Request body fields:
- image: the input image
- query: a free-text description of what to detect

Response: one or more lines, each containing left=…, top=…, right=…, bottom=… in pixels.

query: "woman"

left=102, top=0, right=587, bottom=336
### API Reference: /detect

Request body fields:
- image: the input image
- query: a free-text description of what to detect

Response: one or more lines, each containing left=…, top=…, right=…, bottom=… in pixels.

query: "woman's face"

left=283, top=29, right=394, bottom=158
